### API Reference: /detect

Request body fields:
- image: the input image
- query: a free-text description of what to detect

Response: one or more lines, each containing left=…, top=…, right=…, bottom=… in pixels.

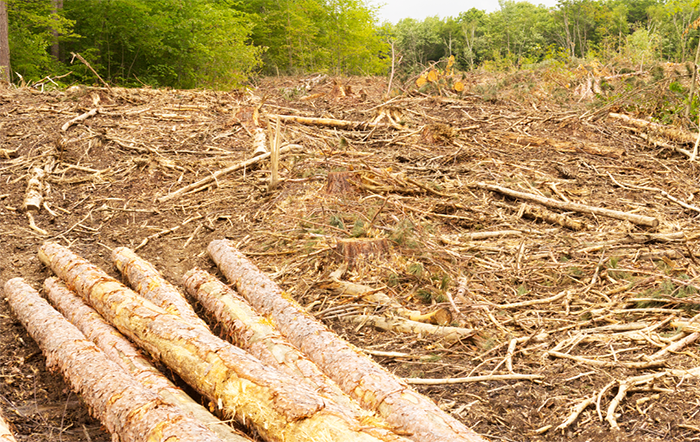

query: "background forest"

left=4, top=0, right=700, bottom=89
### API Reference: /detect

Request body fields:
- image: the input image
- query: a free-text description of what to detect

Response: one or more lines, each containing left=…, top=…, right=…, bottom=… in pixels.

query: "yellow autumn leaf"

left=446, top=55, right=455, bottom=71
left=416, top=75, right=428, bottom=87
left=453, top=81, right=465, bottom=92
left=427, top=69, right=439, bottom=82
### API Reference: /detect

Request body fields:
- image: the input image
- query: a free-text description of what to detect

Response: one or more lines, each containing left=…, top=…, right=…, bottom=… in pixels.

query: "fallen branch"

left=182, top=268, right=410, bottom=442
left=134, top=214, right=203, bottom=251
left=43, top=277, right=248, bottom=442
left=648, top=332, right=700, bottom=360
left=269, top=114, right=388, bottom=131
left=324, top=269, right=451, bottom=325
left=492, top=289, right=573, bottom=310
left=38, top=242, right=393, bottom=442
left=61, top=108, right=98, bottom=132
left=70, top=52, right=111, bottom=89
left=4, top=278, right=224, bottom=442
left=547, top=350, right=665, bottom=369
left=404, top=373, right=543, bottom=385
left=157, top=145, right=299, bottom=203
left=208, top=239, right=488, bottom=442
left=556, top=396, right=596, bottom=430
left=609, top=112, right=698, bottom=145
left=350, top=315, right=474, bottom=344
left=472, top=181, right=659, bottom=227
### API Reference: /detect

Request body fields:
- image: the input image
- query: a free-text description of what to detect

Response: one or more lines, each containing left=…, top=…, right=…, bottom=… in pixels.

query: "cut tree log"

left=112, top=247, right=209, bottom=328
left=472, top=181, right=659, bottom=227
left=3, top=278, right=225, bottom=442
left=38, top=242, right=395, bottom=442
left=157, top=144, right=298, bottom=203
left=23, top=167, right=46, bottom=212
left=208, top=239, right=488, bottom=442
left=0, top=409, right=17, bottom=442
left=183, top=268, right=411, bottom=442
left=43, top=277, right=250, bottom=442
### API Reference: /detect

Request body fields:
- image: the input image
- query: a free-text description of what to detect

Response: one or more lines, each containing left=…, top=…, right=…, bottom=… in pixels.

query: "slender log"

left=0, top=410, right=17, bottom=442
left=608, top=112, right=698, bottom=144
left=472, top=181, right=659, bottom=227
left=349, top=315, right=473, bottom=344
left=3, top=278, right=224, bottom=442
left=61, top=108, right=98, bottom=131
left=208, top=239, right=488, bottom=442
left=43, top=277, right=250, bottom=442
left=183, top=268, right=410, bottom=442
left=38, top=242, right=391, bottom=442
left=112, top=247, right=208, bottom=328
left=268, top=114, right=387, bottom=131
left=157, top=145, right=297, bottom=203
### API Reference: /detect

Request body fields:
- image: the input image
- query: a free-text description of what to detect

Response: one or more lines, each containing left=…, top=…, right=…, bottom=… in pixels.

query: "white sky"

left=372, top=0, right=561, bottom=24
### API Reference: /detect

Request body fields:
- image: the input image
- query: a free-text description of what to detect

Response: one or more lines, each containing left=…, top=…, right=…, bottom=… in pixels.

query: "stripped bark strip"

left=43, top=277, right=250, bottom=442
left=38, top=242, right=391, bottom=442
left=208, top=239, right=488, bottom=442
left=3, top=278, right=224, bottom=442
left=472, top=181, right=659, bottom=227
left=183, top=268, right=410, bottom=442
left=112, top=247, right=208, bottom=328
left=0, top=410, right=17, bottom=442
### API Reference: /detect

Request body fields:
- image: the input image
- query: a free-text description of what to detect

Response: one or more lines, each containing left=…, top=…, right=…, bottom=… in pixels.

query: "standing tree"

left=0, top=0, right=9, bottom=82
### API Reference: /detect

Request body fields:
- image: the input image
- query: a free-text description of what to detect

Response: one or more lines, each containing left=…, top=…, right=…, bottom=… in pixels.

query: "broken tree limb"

left=38, top=242, right=393, bottom=442
left=157, top=144, right=299, bottom=203
left=472, top=181, right=659, bottom=227
left=182, top=268, right=410, bottom=442
left=608, top=112, right=699, bottom=145
left=0, top=410, right=17, bottom=442
left=61, top=108, right=98, bottom=131
left=3, top=278, right=225, bottom=442
left=208, top=239, right=488, bottom=442
left=23, top=167, right=46, bottom=212
left=268, top=114, right=388, bottom=131
left=350, top=315, right=474, bottom=344
left=324, top=268, right=451, bottom=325
left=112, top=247, right=209, bottom=328
left=43, top=277, right=250, bottom=442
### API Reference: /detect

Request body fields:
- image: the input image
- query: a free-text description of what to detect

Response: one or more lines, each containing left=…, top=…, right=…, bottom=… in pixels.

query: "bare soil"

left=0, top=74, right=699, bottom=442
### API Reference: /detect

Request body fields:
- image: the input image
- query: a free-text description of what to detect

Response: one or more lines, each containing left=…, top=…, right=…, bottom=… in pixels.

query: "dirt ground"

left=0, top=73, right=699, bottom=442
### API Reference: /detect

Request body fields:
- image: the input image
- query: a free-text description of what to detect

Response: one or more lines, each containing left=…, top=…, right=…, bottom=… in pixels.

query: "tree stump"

left=334, top=238, right=389, bottom=266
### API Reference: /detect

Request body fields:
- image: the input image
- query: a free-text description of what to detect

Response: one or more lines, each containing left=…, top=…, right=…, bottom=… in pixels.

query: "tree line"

left=1, top=0, right=700, bottom=89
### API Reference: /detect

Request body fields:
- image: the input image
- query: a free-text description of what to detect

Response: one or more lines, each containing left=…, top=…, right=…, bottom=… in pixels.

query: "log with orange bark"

left=3, top=277, right=225, bottom=442
left=42, top=277, right=249, bottom=442
left=37, top=241, right=399, bottom=442
left=207, top=239, right=488, bottom=442
left=182, top=267, right=410, bottom=442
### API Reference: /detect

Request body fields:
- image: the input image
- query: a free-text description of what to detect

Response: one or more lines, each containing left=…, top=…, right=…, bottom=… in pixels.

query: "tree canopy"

left=3, top=0, right=700, bottom=88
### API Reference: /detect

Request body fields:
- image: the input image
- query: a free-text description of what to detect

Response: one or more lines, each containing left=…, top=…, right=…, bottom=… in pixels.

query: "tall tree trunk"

left=51, top=0, right=63, bottom=60
left=4, top=278, right=225, bottom=442
left=0, top=1, right=9, bottom=83
left=38, top=242, right=392, bottom=442
left=208, top=239, right=488, bottom=442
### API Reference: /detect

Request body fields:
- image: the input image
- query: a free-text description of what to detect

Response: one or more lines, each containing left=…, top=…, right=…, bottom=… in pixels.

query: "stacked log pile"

left=1, top=241, right=487, bottom=442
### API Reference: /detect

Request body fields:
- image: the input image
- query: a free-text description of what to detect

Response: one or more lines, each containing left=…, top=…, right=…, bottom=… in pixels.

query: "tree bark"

left=43, top=277, right=249, bottom=442
left=38, top=242, right=392, bottom=442
left=182, top=268, right=411, bottom=442
left=3, top=278, right=225, bottom=442
left=208, top=239, right=488, bottom=442
left=0, top=1, right=9, bottom=83
left=51, top=0, right=63, bottom=60
left=112, top=247, right=209, bottom=328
